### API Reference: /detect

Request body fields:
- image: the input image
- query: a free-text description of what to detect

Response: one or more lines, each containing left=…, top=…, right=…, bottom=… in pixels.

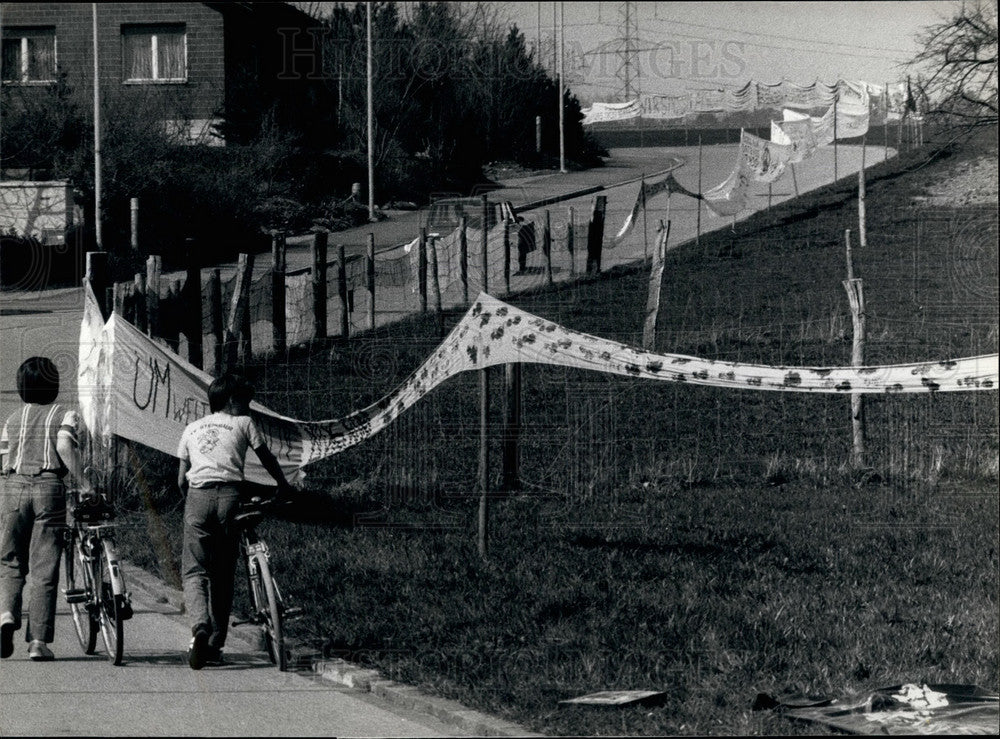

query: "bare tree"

left=909, top=0, right=998, bottom=128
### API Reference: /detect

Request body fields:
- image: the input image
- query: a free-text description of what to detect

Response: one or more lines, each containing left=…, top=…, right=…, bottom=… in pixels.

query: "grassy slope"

left=119, top=131, right=998, bottom=735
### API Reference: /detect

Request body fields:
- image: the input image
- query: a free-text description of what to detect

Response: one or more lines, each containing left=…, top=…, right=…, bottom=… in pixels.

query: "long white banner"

left=79, top=287, right=998, bottom=484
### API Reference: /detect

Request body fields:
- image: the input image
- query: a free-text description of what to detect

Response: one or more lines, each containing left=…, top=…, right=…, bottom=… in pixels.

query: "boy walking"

left=1, top=357, right=93, bottom=661
left=177, top=374, right=294, bottom=669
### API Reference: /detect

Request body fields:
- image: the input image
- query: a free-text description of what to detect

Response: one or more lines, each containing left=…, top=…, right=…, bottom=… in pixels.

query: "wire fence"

left=103, top=157, right=999, bottom=510
left=214, top=203, right=998, bottom=508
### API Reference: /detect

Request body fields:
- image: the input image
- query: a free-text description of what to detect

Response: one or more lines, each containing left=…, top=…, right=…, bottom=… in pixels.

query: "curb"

left=313, top=658, right=543, bottom=737
left=125, top=563, right=542, bottom=736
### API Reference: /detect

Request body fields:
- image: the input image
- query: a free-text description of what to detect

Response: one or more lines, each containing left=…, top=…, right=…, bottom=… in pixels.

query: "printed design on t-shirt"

left=197, top=427, right=221, bottom=455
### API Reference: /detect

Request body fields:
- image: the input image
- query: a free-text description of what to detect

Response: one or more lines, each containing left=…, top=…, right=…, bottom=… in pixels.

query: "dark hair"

left=232, top=376, right=254, bottom=406
left=208, top=373, right=253, bottom=412
left=16, top=356, right=59, bottom=405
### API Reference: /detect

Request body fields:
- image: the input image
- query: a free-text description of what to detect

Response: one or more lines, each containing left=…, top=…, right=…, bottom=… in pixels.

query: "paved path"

left=0, top=566, right=493, bottom=737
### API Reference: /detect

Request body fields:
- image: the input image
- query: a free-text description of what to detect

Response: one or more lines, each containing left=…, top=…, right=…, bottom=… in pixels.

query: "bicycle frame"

left=64, top=501, right=132, bottom=665
left=234, top=500, right=292, bottom=671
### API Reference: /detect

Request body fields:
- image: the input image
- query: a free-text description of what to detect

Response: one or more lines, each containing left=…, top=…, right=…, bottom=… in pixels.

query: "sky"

left=296, top=2, right=962, bottom=105
left=489, top=1, right=959, bottom=104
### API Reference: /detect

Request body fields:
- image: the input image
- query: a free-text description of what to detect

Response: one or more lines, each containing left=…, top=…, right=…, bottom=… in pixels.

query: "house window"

left=1, top=27, right=57, bottom=84
left=122, top=24, right=186, bottom=83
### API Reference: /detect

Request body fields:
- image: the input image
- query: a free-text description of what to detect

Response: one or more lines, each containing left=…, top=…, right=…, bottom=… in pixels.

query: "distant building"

left=0, top=180, right=77, bottom=244
left=1, top=1, right=328, bottom=146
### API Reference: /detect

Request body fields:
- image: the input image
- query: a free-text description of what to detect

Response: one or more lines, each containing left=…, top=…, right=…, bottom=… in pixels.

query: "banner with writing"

left=739, top=130, right=793, bottom=183
left=80, top=289, right=998, bottom=484
left=581, top=99, right=641, bottom=125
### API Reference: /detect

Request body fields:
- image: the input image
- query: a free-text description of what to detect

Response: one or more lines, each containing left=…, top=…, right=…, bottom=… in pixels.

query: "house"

left=0, top=180, right=78, bottom=244
left=1, top=1, right=328, bottom=146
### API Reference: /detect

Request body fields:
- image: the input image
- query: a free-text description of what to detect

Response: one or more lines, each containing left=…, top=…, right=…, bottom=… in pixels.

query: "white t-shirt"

left=177, top=412, right=264, bottom=487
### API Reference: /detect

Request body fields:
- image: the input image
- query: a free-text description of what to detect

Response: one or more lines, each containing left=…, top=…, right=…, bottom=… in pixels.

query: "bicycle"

left=231, top=495, right=300, bottom=671
left=63, top=491, right=134, bottom=666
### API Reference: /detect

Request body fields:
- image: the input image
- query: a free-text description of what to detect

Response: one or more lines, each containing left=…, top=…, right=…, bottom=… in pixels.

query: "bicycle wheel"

left=250, top=554, right=286, bottom=671
left=96, top=538, right=124, bottom=665
left=64, top=533, right=97, bottom=654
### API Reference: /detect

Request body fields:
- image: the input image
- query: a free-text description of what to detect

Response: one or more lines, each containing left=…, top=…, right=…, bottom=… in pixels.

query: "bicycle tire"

left=97, top=538, right=124, bottom=665
left=251, top=554, right=287, bottom=671
left=64, top=533, right=97, bottom=654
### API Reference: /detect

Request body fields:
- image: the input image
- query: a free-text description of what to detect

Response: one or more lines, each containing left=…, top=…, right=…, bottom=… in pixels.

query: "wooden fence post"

left=641, top=174, right=649, bottom=260
left=209, top=268, right=223, bottom=376
left=586, top=195, right=607, bottom=274
left=312, top=230, right=328, bottom=341
left=338, top=243, right=350, bottom=339
left=460, top=215, right=469, bottom=305
left=272, top=232, right=286, bottom=355
left=567, top=206, right=575, bottom=277
left=166, top=279, right=182, bottom=353
left=185, top=240, right=203, bottom=369
left=833, top=98, right=839, bottom=182
left=503, top=218, right=511, bottom=296
left=478, top=197, right=490, bottom=558
left=367, top=233, right=376, bottom=330
left=133, top=272, right=147, bottom=332
left=642, top=220, right=671, bottom=350
left=239, top=274, right=252, bottom=363
left=501, top=362, right=521, bottom=491
left=112, top=281, right=126, bottom=316
left=145, top=255, right=161, bottom=337
left=225, top=253, right=254, bottom=371
left=481, top=195, right=490, bottom=293
left=843, top=229, right=866, bottom=469
left=858, top=138, right=867, bottom=248
left=478, top=362, right=490, bottom=558
left=418, top=227, right=428, bottom=313
left=696, top=135, right=703, bottom=245
left=544, top=209, right=553, bottom=285
left=428, top=235, right=443, bottom=336
left=130, top=197, right=139, bottom=252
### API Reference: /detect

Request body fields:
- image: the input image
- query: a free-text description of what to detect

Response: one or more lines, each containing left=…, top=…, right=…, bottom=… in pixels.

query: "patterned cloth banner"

left=581, top=99, right=641, bottom=125
left=80, top=288, right=997, bottom=483
left=739, top=130, right=793, bottom=183
left=771, top=109, right=819, bottom=163
left=702, top=163, right=750, bottom=217
left=616, top=174, right=702, bottom=240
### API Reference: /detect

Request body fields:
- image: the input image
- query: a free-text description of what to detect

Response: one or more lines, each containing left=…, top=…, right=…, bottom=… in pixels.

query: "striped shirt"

left=0, top=403, right=80, bottom=476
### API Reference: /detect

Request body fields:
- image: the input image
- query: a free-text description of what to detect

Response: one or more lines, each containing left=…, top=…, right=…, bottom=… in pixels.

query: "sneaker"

left=204, top=646, right=224, bottom=666
left=1, top=612, right=15, bottom=659
left=28, top=640, right=54, bottom=661
left=188, top=628, right=210, bottom=670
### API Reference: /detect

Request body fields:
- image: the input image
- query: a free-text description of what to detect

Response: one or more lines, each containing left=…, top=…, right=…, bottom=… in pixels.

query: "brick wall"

left=2, top=2, right=225, bottom=121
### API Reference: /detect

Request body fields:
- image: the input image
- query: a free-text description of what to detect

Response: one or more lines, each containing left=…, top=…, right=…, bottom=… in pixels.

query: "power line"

left=582, top=30, right=914, bottom=62
left=644, top=16, right=916, bottom=55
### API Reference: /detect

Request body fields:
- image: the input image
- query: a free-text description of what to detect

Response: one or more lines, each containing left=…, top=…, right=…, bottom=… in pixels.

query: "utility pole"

left=366, top=2, right=375, bottom=222
left=558, top=1, right=566, bottom=172
left=551, top=2, right=557, bottom=78
left=92, top=3, right=103, bottom=250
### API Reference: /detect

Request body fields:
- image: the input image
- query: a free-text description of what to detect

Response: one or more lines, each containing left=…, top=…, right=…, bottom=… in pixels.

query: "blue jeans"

left=0, top=473, right=66, bottom=644
left=181, top=485, right=241, bottom=650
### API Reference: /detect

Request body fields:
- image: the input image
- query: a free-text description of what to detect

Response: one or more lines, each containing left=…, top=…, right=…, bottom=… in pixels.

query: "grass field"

left=118, top=128, right=998, bottom=735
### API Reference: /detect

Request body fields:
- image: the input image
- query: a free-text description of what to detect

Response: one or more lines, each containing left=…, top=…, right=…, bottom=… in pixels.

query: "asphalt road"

left=0, top=566, right=474, bottom=737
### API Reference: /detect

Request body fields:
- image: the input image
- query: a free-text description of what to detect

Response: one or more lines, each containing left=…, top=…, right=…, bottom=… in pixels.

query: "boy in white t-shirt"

left=176, top=373, right=293, bottom=669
